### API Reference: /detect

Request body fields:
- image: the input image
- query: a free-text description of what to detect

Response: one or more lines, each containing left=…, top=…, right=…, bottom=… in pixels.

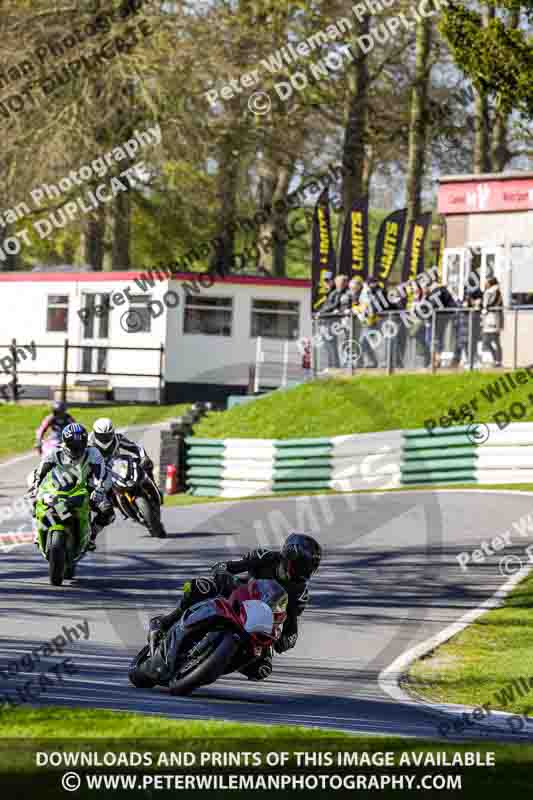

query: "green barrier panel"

left=274, top=457, right=332, bottom=469
left=273, top=481, right=331, bottom=491
left=401, top=457, right=477, bottom=473
left=186, top=447, right=226, bottom=457
left=273, top=467, right=332, bottom=480
left=186, top=476, right=223, bottom=485
left=276, top=438, right=332, bottom=448
left=401, top=470, right=477, bottom=483
left=189, top=488, right=224, bottom=497
left=273, top=446, right=333, bottom=459
left=185, top=438, right=227, bottom=446
left=400, top=476, right=477, bottom=486
left=403, top=426, right=471, bottom=438
left=403, top=447, right=478, bottom=461
left=403, top=434, right=476, bottom=449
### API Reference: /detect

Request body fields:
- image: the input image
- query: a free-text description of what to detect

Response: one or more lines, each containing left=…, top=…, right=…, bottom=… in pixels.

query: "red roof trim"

left=0, top=270, right=311, bottom=288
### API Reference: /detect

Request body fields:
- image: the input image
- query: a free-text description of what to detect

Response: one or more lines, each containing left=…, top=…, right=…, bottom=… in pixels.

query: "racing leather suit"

left=88, top=432, right=159, bottom=532
left=88, top=431, right=149, bottom=464
left=30, top=445, right=112, bottom=536
left=152, top=549, right=310, bottom=681
left=35, top=413, right=76, bottom=451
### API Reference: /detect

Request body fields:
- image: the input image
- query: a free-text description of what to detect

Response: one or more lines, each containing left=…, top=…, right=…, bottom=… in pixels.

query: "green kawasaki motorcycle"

left=34, top=466, right=90, bottom=586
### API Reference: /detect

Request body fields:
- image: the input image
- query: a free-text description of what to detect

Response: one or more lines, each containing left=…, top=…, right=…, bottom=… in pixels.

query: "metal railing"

left=0, top=338, right=165, bottom=403
left=254, top=336, right=310, bottom=393
left=312, top=308, right=531, bottom=375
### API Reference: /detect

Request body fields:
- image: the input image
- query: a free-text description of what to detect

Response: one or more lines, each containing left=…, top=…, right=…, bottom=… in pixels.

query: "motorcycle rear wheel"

left=169, top=631, right=240, bottom=696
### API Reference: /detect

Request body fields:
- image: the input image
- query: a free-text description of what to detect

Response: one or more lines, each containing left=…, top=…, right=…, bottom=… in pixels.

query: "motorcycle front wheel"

left=48, top=531, right=66, bottom=586
left=169, top=631, right=240, bottom=696
left=135, top=496, right=165, bottom=538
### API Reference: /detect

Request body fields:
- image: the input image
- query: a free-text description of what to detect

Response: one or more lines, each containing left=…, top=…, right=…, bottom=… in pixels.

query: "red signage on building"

left=438, top=178, right=533, bottom=214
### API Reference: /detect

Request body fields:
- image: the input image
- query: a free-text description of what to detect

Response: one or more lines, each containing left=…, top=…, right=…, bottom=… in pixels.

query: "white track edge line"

left=378, top=561, right=533, bottom=725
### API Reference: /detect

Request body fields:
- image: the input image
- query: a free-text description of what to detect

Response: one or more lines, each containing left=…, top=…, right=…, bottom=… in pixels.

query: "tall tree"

left=405, top=10, right=433, bottom=229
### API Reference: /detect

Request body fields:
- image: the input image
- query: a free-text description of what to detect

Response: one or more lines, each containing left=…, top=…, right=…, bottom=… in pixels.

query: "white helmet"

left=92, top=418, right=116, bottom=452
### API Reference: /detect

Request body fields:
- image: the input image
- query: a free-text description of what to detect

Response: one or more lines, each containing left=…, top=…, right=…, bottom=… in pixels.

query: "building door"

left=80, top=293, right=110, bottom=375
left=442, top=248, right=468, bottom=300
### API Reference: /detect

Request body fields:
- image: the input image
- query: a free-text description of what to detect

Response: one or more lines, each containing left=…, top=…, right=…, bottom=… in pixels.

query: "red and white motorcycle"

left=128, top=578, right=288, bottom=695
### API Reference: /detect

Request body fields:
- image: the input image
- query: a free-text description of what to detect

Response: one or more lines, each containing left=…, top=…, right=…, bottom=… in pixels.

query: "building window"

left=183, top=296, right=233, bottom=336
left=251, top=299, right=300, bottom=339
left=81, top=293, right=110, bottom=339
left=46, top=295, right=69, bottom=332
left=124, top=294, right=153, bottom=333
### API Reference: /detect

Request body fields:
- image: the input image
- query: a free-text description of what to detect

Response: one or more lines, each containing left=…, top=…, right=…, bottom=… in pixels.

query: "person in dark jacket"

left=319, top=274, right=349, bottom=368
left=427, top=280, right=457, bottom=367
left=147, top=534, right=322, bottom=682
left=482, top=277, right=503, bottom=367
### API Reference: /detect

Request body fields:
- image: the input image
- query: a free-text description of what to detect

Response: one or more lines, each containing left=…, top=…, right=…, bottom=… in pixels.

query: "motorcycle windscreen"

left=251, top=579, right=288, bottom=610
left=241, top=600, right=273, bottom=635
left=110, top=456, right=135, bottom=484
left=180, top=599, right=223, bottom=628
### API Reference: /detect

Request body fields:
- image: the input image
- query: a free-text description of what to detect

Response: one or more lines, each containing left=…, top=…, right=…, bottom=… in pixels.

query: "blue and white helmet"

left=61, top=423, right=88, bottom=463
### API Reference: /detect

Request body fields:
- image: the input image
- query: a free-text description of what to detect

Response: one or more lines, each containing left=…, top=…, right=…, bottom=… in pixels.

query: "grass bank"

left=2, top=708, right=533, bottom=795
left=0, top=404, right=189, bottom=460
left=407, top=569, right=533, bottom=717
left=192, top=373, right=531, bottom=440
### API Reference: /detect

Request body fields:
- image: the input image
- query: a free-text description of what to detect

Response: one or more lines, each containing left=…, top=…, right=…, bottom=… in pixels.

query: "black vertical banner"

left=401, top=212, right=433, bottom=284
left=373, top=208, right=407, bottom=287
left=311, top=188, right=336, bottom=313
left=338, top=196, right=369, bottom=281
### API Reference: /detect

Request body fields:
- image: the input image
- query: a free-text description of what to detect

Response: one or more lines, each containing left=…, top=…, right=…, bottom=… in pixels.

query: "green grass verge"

left=192, top=373, right=533, bottom=440
left=407, top=569, right=533, bottom=716
left=0, top=404, right=189, bottom=460
left=3, top=708, right=533, bottom=796
left=0, top=706, right=339, bottom=740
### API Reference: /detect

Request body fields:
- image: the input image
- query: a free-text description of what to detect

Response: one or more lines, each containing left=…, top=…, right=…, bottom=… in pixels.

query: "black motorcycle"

left=109, top=453, right=166, bottom=538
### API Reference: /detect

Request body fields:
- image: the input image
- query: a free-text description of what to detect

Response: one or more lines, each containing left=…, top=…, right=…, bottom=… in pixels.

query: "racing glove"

left=213, top=570, right=235, bottom=596
left=274, top=632, right=298, bottom=654
left=90, top=488, right=111, bottom=512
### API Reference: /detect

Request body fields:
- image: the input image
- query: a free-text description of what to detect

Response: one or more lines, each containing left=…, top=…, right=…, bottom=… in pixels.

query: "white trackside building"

left=0, top=270, right=312, bottom=403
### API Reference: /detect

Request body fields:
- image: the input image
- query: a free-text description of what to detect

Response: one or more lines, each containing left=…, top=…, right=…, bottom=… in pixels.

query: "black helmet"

left=61, top=423, right=88, bottom=463
left=53, top=401, right=67, bottom=415
left=281, top=533, right=322, bottom=581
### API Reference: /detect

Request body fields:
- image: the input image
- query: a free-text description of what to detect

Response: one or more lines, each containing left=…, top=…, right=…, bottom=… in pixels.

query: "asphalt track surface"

left=2, top=439, right=533, bottom=741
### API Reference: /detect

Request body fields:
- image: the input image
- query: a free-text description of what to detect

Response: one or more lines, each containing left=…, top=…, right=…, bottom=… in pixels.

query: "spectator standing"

left=482, top=277, right=503, bottom=367
left=339, top=277, right=363, bottom=366
left=353, top=277, right=380, bottom=368
left=451, top=297, right=471, bottom=368
left=427, top=280, right=457, bottom=368
left=386, top=284, right=407, bottom=369
left=319, top=274, right=349, bottom=368
left=412, top=286, right=432, bottom=368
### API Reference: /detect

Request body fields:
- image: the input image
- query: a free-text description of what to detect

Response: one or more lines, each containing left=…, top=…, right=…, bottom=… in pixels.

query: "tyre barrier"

left=185, top=422, right=533, bottom=498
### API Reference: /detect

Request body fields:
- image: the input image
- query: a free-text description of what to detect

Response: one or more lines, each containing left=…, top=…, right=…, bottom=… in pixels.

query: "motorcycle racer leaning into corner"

left=29, top=423, right=113, bottom=553
left=147, top=534, right=322, bottom=681
left=88, top=417, right=163, bottom=545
